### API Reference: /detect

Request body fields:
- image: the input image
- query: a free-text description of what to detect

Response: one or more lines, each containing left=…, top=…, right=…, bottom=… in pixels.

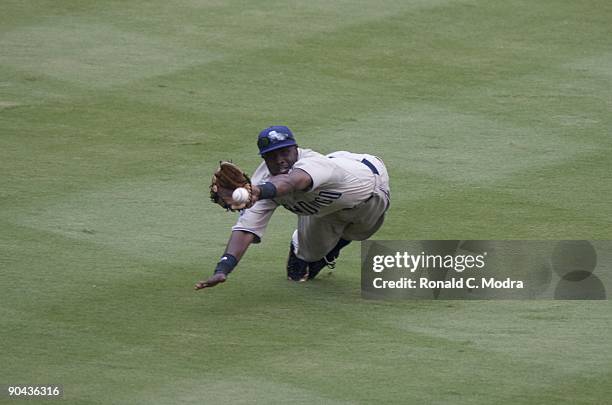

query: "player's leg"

left=286, top=236, right=310, bottom=282
left=305, top=238, right=352, bottom=280
left=286, top=216, right=345, bottom=281
left=325, top=238, right=352, bottom=265
left=288, top=158, right=390, bottom=281
left=341, top=194, right=388, bottom=242
left=293, top=215, right=344, bottom=262
left=311, top=156, right=390, bottom=277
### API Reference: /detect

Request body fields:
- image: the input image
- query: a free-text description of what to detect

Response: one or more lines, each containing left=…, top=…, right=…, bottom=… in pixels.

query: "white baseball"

left=232, top=187, right=250, bottom=204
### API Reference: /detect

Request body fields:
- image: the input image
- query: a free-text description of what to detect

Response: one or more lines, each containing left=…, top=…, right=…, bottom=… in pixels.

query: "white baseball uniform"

left=232, top=148, right=390, bottom=261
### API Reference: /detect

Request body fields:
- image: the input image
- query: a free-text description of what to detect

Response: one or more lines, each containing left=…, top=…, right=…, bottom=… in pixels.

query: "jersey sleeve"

left=231, top=192, right=278, bottom=243
left=292, top=155, right=340, bottom=191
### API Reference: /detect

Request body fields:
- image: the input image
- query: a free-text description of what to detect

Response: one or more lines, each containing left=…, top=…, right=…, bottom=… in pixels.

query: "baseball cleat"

left=286, top=243, right=309, bottom=282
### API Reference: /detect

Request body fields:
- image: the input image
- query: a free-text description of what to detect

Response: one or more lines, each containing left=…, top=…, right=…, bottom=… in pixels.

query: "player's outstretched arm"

left=195, top=230, right=256, bottom=290
left=251, top=168, right=312, bottom=204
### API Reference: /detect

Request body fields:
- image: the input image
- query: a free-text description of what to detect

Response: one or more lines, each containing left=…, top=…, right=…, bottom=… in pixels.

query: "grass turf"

left=1, top=0, right=611, bottom=403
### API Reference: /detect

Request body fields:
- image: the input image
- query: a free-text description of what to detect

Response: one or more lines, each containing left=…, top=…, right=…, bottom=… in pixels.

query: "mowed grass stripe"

left=25, top=0, right=604, bottom=194
left=104, top=0, right=610, bottom=115
left=2, top=0, right=608, bottom=201
left=3, top=0, right=608, bottom=169
left=3, top=0, right=610, bottom=123
left=498, top=151, right=612, bottom=226
left=3, top=176, right=222, bottom=264
left=0, top=0, right=454, bottom=89
left=0, top=20, right=224, bottom=87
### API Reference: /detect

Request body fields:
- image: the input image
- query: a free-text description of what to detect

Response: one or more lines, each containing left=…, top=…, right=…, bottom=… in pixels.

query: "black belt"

left=361, top=158, right=379, bottom=175
left=328, top=156, right=379, bottom=175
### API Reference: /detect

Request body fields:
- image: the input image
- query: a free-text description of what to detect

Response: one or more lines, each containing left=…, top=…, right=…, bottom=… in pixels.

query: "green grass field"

left=1, top=0, right=611, bottom=403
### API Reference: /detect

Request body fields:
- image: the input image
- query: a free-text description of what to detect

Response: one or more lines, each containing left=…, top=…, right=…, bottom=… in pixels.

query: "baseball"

left=232, top=187, right=250, bottom=204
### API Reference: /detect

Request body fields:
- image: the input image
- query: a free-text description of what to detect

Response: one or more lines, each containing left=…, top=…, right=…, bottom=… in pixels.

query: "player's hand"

left=194, top=273, right=227, bottom=290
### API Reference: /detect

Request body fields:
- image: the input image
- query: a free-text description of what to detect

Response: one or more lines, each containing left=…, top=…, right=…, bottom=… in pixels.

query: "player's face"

left=263, top=146, right=298, bottom=175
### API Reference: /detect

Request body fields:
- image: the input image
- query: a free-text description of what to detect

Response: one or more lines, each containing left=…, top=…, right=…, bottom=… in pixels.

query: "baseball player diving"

left=195, top=125, right=390, bottom=290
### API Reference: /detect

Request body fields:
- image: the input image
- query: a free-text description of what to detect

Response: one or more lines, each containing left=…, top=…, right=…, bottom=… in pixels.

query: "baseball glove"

left=210, top=161, right=253, bottom=211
